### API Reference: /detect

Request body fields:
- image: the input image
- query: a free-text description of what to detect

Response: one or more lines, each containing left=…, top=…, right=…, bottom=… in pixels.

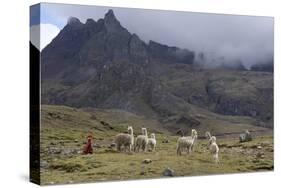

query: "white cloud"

left=30, top=23, right=60, bottom=51
left=41, top=4, right=273, bottom=66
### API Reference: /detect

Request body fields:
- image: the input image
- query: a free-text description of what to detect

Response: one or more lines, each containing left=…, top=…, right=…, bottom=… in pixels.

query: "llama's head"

left=191, top=129, right=198, bottom=139
left=150, top=133, right=155, bottom=139
left=210, top=136, right=216, bottom=143
left=141, top=128, right=147, bottom=135
left=128, top=126, right=133, bottom=133
left=205, top=131, right=211, bottom=140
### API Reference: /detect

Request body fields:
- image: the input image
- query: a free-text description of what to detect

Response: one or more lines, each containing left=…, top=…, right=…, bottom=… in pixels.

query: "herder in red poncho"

left=83, top=134, right=93, bottom=154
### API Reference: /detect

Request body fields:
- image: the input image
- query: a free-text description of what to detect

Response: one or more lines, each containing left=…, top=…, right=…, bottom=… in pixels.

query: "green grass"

left=41, top=133, right=273, bottom=185
left=40, top=105, right=273, bottom=185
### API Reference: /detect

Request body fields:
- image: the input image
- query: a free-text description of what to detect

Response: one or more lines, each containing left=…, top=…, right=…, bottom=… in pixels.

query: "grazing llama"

left=209, top=136, right=219, bottom=163
left=135, top=128, right=148, bottom=152
left=115, top=126, right=134, bottom=152
left=176, top=129, right=198, bottom=155
left=147, top=133, right=156, bottom=152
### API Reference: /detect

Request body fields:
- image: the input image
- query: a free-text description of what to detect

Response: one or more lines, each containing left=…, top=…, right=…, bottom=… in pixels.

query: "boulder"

left=142, top=159, right=152, bottom=164
left=239, top=130, right=252, bottom=142
left=163, top=167, right=175, bottom=177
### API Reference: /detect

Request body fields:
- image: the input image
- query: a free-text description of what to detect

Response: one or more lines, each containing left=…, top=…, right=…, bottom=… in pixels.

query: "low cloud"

left=30, top=23, right=60, bottom=51
left=38, top=3, right=274, bottom=67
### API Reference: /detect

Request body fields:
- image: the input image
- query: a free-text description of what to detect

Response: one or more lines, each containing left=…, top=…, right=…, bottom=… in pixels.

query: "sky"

left=30, top=3, right=274, bottom=68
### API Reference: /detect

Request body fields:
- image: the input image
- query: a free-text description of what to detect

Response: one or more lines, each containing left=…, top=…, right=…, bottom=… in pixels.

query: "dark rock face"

left=148, top=40, right=194, bottom=64
left=41, top=9, right=273, bottom=128
left=41, top=9, right=194, bottom=81
left=220, top=60, right=247, bottom=71
left=129, top=34, right=148, bottom=63
left=251, top=62, right=273, bottom=72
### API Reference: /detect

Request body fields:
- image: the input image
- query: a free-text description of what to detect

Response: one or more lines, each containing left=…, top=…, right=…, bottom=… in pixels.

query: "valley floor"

left=39, top=105, right=273, bottom=185
left=40, top=135, right=273, bottom=185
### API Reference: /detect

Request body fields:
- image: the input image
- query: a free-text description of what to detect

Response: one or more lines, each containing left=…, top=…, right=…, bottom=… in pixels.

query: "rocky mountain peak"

left=104, top=9, right=123, bottom=33
left=67, top=17, right=82, bottom=26
left=104, top=9, right=116, bottom=21
left=85, top=18, right=96, bottom=25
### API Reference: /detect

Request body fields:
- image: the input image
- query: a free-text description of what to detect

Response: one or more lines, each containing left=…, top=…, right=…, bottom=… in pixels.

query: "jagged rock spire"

left=104, top=9, right=123, bottom=32
left=104, top=9, right=116, bottom=21
left=67, top=17, right=81, bottom=25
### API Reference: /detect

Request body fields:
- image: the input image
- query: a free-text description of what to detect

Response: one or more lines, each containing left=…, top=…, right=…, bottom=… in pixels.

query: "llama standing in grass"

left=209, top=136, right=219, bottom=163
left=115, top=126, right=134, bottom=152
left=205, top=131, right=212, bottom=150
left=147, top=133, right=156, bottom=152
left=176, top=129, right=198, bottom=155
left=134, top=128, right=148, bottom=152
left=205, top=131, right=212, bottom=140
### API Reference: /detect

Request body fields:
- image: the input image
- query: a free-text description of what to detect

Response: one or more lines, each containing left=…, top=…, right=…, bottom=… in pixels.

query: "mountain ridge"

left=41, top=9, right=273, bottom=131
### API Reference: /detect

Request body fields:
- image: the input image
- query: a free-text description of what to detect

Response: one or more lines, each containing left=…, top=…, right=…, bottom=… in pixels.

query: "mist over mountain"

left=41, top=10, right=273, bottom=131
left=40, top=4, right=274, bottom=70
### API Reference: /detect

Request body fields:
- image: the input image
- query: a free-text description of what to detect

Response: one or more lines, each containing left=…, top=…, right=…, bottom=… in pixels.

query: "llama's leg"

left=144, top=144, right=147, bottom=152
left=213, top=154, right=216, bottom=162
left=188, top=146, right=191, bottom=154
left=117, top=144, right=121, bottom=151
left=214, top=153, right=219, bottom=163
left=177, top=146, right=181, bottom=156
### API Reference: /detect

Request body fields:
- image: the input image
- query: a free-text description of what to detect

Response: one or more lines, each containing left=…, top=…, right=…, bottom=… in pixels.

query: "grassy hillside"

left=40, top=105, right=273, bottom=185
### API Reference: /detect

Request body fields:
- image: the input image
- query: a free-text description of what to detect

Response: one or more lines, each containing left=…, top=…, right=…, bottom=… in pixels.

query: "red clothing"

left=83, top=135, right=93, bottom=154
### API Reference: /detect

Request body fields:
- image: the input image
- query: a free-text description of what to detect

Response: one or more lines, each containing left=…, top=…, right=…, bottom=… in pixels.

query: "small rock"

left=142, top=159, right=152, bottom=164
left=163, top=167, right=175, bottom=177
left=40, top=160, right=48, bottom=168
left=62, top=148, right=79, bottom=156
left=110, top=143, right=116, bottom=147
left=239, top=130, right=252, bottom=143
left=257, top=146, right=262, bottom=149
left=74, top=139, right=79, bottom=143
left=256, top=152, right=265, bottom=158
left=50, top=142, right=56, bottom=145
left=93, top=144, right=102, bottom=148
left=48, top=147, right=61, bottom=154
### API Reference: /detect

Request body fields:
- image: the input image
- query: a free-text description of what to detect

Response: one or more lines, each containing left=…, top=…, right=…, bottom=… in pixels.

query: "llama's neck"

left=129, top=129, right=134, bottom=144
left=206, top=132, right=211, bottom=140
left=144, top=129, right=147, bottom=137
left=192, top=135, right=197, bottom=144
left=129, top=129, right=133, bottom=136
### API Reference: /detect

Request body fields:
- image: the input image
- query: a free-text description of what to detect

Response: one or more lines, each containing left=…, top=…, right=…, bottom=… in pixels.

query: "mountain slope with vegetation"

left=41, top=9, right=273, bottom=132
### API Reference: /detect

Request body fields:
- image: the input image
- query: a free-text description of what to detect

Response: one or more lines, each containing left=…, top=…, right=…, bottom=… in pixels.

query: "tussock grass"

left=40, top=105, right=273, bottom=185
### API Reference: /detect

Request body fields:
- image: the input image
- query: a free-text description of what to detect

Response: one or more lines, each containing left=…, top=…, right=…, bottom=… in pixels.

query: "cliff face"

left=41, top=10, right=273, bottom=128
